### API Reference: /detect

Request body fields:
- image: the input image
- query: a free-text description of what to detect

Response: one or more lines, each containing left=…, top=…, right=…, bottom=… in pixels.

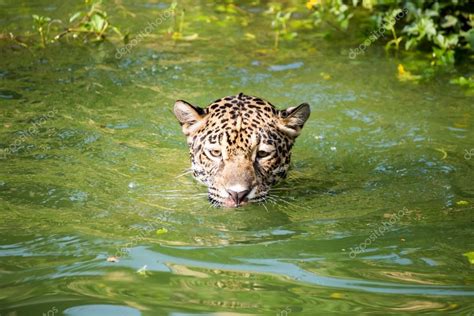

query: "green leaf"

left=136, top=265, right=149, bottom=276
left=385, top=37, right=403, bottom=51
left=70, top=11, right=82, bottom=23
left=424, top=9, right=438, bottom=18
left=405, top=37, right=418, bottom=50
left=445, top=34, right=459, bottom=47
left=461, top=29, right=474, bottom=49
left=463, top=252, right=474, bottom=264
left=450, top=76, right=474, bottom=89
left=91, top=13, right=106, bottom=32
left=441, top=15, right=457, bottom=28
left=282, top=32, right=297, bottom=41
left=423, top=18, right=437, bottom=39
left=340, top=18, right=349, bottom=30
left=156, top=228, right=168, bottom=235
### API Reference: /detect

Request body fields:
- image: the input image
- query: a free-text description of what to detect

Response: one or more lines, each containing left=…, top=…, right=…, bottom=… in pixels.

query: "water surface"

left=1, top=1, right=473, bottom=315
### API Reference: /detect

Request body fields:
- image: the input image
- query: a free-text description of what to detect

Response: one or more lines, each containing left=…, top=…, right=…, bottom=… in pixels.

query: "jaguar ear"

left=278, top=103, right=311, bottom=137
left=173, top=100, right=207, bottom=136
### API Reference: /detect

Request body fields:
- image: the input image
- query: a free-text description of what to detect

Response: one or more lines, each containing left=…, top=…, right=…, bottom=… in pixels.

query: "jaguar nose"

left=226, top=189, right=250, bottom=206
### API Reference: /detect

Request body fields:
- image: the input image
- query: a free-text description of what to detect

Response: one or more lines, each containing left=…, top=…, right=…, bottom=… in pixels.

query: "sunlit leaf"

left=441, top=15, right=457, bottom=28
left=397, top=64, right=421, bottom=83
left=137, top=265, right=149, bottom=276
left=91, top=13, right=106, bottom=32
left=69, top=11, right=82, bottom=23
left=244, top=33, right=256, bottom=40
left=156, top=228, right=168, bottom=235
left=182, top=33, right=199, bottom=41
left=463, top=252, right=474, bottom=264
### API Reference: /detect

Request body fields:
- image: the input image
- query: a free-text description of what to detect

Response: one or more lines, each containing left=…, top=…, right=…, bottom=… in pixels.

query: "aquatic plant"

left=55, top=0, right=126, bottom=42
left=32, top=15, right=52, bottom=48
left=22, top=0, right=473, bottom=89
left=306, top=0, right=473, bottom=67
left=168, top=1, right=198, bottom=41
left=267, top=4, right=297, bottom=49
left=31, top=0, right=126, bottom=47
left=307, top=0, right=354, bottom=31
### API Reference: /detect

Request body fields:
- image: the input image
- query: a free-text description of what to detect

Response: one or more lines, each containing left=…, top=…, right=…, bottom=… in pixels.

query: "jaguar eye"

left=209, top=149, right=222, bottom=158
left=257, top=150, right=272, bottom=159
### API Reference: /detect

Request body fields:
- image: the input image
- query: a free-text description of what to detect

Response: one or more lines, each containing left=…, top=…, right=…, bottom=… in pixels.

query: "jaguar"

left=174, top=93, right=310, bottom=207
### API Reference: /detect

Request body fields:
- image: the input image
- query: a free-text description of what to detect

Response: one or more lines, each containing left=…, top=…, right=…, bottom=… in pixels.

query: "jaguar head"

left=174, top=93, right=310, bottom=207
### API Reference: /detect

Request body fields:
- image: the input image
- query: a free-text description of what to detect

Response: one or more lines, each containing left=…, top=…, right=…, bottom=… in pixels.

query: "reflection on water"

left=1, top=0, right=473, bottom=314
left=64, top=305, right=141, bottom=316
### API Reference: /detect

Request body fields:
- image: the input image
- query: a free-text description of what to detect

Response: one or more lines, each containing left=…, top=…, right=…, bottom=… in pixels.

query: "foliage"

left=308, top=0, right=354, bottom=31
left=168, top=1, right=198, bottom=41
left=463, top=251, right=474, bottom=264
left=22, top=0, right=474, bottom=88
left=397, top=64, right=421, bottom=82
left=31, top=0, right=126, bottom=47
left=32, top=15, right=52, bottom=48
left=305, top=0, right=473, bottom=67
left=450, top=76, right=474, bottom=89
left=266, top=3, right=297, bottom=49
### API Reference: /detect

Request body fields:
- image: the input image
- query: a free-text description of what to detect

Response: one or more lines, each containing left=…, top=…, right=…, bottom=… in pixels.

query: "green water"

left=1, top=1, right=474, bottom=315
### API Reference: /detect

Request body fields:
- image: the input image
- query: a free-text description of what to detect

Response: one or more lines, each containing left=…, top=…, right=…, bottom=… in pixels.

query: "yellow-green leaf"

left=463, top=252, right=474, bottom=264
left=156, top=228, right=168, bottom=235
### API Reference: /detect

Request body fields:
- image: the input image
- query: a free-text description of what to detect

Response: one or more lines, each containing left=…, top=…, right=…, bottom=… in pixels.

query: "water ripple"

left=120, top=247, right=474, bottom=297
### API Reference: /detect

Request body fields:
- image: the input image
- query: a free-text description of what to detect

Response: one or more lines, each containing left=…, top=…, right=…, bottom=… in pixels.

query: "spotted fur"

left=174, top=93, right=310, bottom=207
